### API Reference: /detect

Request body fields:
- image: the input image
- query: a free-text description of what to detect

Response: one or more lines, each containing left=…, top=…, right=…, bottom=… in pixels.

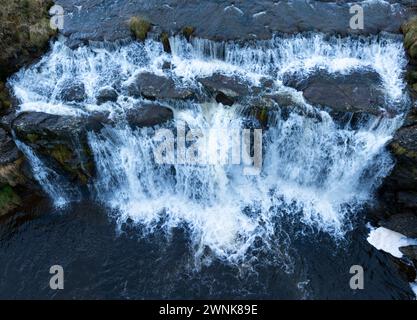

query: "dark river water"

left=0, top=200, right=412, bottom=299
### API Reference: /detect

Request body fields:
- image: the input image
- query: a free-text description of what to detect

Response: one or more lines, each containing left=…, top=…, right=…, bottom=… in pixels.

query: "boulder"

left=198, top=73, right=254, bottom=105
left=127, top=72, right=193, bottom=100
left=126, top=104, right=174, bottom=128
left=96, top=87, right=118, bottom=105
left=379, top=213, right=417, bottom=238
left=285, top=70, right=386, bottom=116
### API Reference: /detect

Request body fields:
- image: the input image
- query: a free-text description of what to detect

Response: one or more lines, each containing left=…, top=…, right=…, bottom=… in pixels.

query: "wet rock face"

left=127, top=72, right=193, bottom=100
left=10, top=106, right=175, bottom=184
left=12, top=112, right=96, bottom=185
left=285, top=70, right=386, bottom=116
left=380, top=106, right=417, bottom=214
left=0, top=128, right=27, bottom=217
left=379, top=213, right=417, bottom=238
left=56, top=0, right=414, bottom=47
left=400, top=246, right=417, bottom=262
left=0, top=128, right=20, bottom=166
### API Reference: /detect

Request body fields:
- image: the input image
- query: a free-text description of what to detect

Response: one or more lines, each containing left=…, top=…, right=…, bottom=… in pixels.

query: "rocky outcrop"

left=0, top=0, right=57, bottom=217
left=375, top=17, right=417, bottom=266
left=0, top=128, right=26, bottom=217
left=9, top=105, right=174, bottom=185
left=377, top=17, right=417, bottom=217
left=55, top=0, right=415, bottom=48
left=12, top=112, right=97, bottom=185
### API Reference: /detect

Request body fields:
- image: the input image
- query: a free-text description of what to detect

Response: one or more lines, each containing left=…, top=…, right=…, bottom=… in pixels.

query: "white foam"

left=367, top=226, right=417, bottom=258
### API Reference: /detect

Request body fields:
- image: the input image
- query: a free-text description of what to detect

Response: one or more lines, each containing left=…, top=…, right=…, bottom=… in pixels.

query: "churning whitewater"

left=9, top=33, right=410, bottom=262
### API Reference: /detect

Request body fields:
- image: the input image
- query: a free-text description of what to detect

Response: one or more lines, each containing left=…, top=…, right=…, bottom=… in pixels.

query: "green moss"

left=182, top=26, right=194, bottom=41
left=408, top=41, right=417, bottom=60
left=0, top=185, right=21, bottom=215
left=391, top=143, right=407, bottom=156
left=129, top=16, right=151, bottom=41
left=402, top=16, right=417, bottom=35
left=255, top=107, right=268, bottom=127
left=404, top=28, right=417, bottom=49
left=160, top=32, right=171, bottom=53
left=0, top=0, right=55, bottom=80
left=391, top=142, right=417, bottom=159
left=51, top=144, right=73, bottom=166
left=26, top=133, right=39, bottom=143
left=29, top=18, right=56, bottom=49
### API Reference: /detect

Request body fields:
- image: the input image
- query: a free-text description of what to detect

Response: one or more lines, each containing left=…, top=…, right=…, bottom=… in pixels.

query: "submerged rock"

left=59, top=82, right=87, bottom=103
left=127, top=72, right=193, bottom=100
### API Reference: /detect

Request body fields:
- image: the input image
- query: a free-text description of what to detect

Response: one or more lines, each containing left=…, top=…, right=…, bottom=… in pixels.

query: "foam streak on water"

left=9, top=33, right=409, bottom=263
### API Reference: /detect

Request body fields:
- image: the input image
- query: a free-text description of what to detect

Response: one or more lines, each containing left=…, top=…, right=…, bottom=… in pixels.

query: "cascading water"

left=9, top=33, right=410, bottom=265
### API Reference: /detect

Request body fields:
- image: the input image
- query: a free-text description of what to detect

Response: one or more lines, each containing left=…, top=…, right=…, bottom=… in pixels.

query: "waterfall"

left=9, top=33, right=410, bottom=262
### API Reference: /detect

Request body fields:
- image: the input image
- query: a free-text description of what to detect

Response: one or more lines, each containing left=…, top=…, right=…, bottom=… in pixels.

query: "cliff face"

left=0, top=0, right=56, bottom=217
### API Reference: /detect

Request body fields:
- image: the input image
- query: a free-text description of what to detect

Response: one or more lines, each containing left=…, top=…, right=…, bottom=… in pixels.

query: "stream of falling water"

left=9, top=33, right=410, bottom=264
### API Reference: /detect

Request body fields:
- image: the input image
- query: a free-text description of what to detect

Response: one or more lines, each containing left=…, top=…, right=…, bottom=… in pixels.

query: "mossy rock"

left=0, top=82, right=11, bottom=111
left=50, top=144, right=73, bottom=166
left=256, top=107, right=268, bottom=127
left=0, top=185, right=21, bottom=216
left=29, top=17, right=56, bottom=49
left=160, top=32, right=171, bottom=53
left=410, top=42, right=417, bottom=60
left=390, top=142, right=417, bottom=159
left=402, top=16, right=417, bottom=35
left=404, top=27, right=417, bottom=50
left=182, top=26, right=194, bottom=41
left=129, top=16, right=151, bottom=41
left=26, top=133, right=39, bottom=143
